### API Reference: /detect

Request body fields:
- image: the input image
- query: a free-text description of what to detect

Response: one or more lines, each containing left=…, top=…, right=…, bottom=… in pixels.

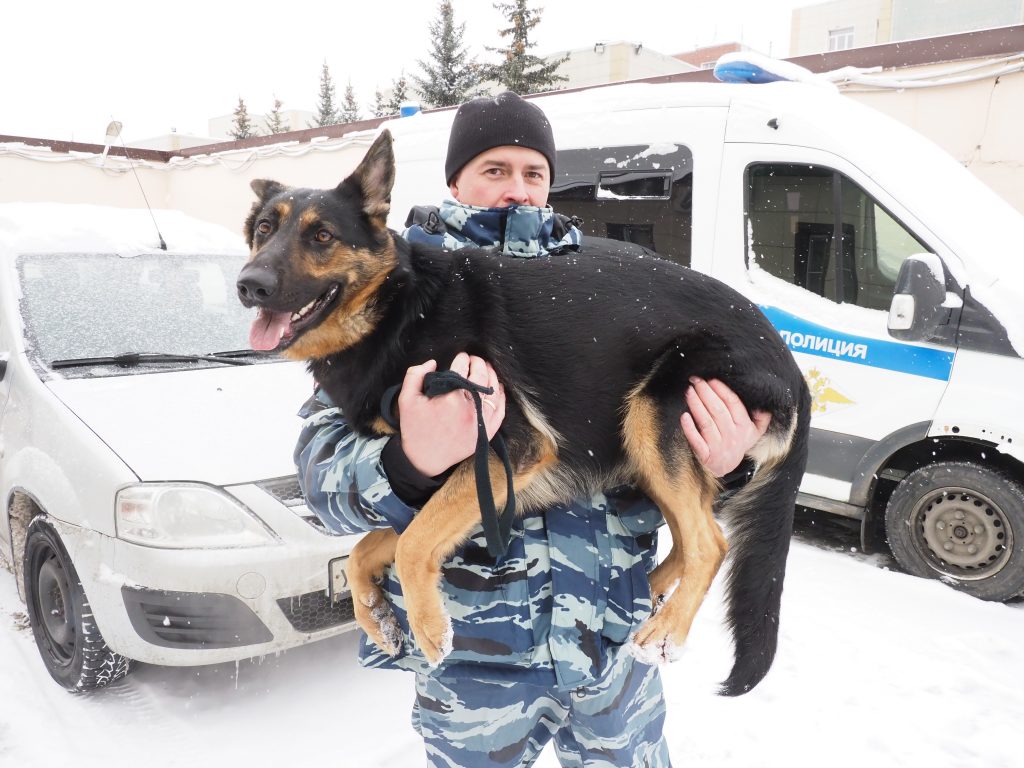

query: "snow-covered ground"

left=2, top=514, right=1021, bottom=768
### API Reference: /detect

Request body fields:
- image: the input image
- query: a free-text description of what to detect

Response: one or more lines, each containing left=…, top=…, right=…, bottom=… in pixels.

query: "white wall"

left=0, top=137, right=375, bottom=241
left=841, top=62, right=1024, bottom=211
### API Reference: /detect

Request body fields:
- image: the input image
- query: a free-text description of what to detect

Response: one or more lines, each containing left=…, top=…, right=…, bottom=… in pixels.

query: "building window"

left=828, top=27, right=855, bottom=52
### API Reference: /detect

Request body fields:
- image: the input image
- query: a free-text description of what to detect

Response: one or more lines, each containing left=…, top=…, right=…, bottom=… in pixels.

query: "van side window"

left=745, top=163, right=933, bottom=311
left=550, top=145, right=693, bottom=266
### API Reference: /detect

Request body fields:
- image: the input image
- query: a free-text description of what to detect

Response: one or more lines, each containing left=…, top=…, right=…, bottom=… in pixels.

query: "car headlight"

left=115, top=483, right=279, bottom=549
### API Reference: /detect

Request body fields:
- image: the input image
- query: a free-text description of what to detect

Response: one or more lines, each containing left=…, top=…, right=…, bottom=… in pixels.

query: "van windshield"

left=17, top=252, right=263, bottom=376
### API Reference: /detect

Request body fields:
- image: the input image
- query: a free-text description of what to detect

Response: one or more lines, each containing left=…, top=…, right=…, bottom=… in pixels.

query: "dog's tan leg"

left=632, top=475, right=727, bottom=658
left=623, top=392, right=729, bottom=660
left=395, top=441, right=557, bottom=666
left=346, top=528, right=402, bottom=655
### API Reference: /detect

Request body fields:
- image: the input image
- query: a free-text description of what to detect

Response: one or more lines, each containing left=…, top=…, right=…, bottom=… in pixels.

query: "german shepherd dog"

left=237, top=130, right=810, bottom=696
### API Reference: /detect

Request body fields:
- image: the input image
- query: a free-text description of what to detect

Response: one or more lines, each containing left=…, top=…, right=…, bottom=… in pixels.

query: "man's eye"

left=256, top=220, right=272, bottom=235
left=315, top=229, right=333, bottom=243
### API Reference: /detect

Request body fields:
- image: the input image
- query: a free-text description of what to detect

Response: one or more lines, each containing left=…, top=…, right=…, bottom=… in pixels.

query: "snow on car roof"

left=0, top=202, right=247, bottom=257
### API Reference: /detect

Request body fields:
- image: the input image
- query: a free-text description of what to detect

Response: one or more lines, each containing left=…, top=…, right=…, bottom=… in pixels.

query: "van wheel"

left=884, top=462, right=1024, bottom=601
left=23, top=517, right=134, bottom=691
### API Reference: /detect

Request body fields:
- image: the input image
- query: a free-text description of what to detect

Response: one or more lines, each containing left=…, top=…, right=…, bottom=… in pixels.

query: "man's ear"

left=343, top=130, right=395, bottom=224
left=250, top=179, right=287, bottom=202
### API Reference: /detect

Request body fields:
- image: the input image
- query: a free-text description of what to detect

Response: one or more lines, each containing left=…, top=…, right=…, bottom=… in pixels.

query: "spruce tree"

left=370, top=88, right=390, bottom=118
left=385, top=71, right=410, bottom=115
left=485, top=0, right=567, bottom=94
left=230, top=97, right=257, bottom=140
left=313, top=61, right=340, bottom=126
left=413, top=0, right=482, bottom=108
left=340, top=81, right=362, bottom=123
left=265, top=97, right=290, bottom=134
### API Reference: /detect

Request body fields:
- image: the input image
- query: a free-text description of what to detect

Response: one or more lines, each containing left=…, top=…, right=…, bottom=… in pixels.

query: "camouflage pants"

left=411, top=651, right=672, bottom=767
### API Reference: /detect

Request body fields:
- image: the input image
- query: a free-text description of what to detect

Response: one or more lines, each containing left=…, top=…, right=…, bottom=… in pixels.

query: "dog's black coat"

left=313, top=236, right=799, bottom=484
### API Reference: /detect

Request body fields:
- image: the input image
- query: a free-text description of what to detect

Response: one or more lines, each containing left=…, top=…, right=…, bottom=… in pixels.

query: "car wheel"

left=885, top=461, right=1024, bottom=601
left=23, top=517, right=133, bottom=691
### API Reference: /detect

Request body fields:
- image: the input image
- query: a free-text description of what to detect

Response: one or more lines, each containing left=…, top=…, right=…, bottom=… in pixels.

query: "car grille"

left=256, top=475, right=335, bottom=533
left=277, top=590, right=356, bottom=633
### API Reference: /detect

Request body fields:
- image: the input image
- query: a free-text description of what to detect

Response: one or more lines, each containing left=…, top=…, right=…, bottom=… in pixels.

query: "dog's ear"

left=344, top=130, right=395, bottom=225
left=251, top=179, right=287, bottom=202
left=244, top=180, right=290, bottom=248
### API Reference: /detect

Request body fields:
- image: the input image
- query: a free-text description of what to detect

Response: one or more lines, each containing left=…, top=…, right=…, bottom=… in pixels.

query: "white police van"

left=383, top=59, right=1024, bottom=601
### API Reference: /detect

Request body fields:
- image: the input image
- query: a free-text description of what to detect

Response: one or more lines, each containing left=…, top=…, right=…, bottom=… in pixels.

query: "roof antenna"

left=105, top=119, right=167, bottom=251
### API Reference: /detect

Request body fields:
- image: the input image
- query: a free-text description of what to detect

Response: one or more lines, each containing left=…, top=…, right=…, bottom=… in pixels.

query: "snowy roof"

left=0, top=203, right=247, bottom=257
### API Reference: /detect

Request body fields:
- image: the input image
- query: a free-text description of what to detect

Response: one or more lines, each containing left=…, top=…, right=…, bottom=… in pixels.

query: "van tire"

left=884, top=462, right=1024, bottom=601
left=23, top=517, right=134, bottom=691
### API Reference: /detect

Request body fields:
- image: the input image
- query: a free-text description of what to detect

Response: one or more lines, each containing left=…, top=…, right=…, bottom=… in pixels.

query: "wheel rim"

left=35, top=550, right=77, bottom=665
left=910, top=485, right=1013, bottom=581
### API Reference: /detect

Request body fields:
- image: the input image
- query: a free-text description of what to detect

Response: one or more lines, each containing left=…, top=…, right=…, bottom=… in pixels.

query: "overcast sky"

left=2, top=0, right=809, bottom=144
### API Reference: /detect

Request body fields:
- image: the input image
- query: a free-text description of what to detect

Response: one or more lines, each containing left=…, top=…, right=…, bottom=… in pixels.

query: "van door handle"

left=0, top=359, right=6, bottom=381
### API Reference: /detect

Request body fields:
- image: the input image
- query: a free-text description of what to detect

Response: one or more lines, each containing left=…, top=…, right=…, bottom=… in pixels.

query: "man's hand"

left=681, top=377, right=771, bottom=477
left=398, top=352, right=506, bottom=478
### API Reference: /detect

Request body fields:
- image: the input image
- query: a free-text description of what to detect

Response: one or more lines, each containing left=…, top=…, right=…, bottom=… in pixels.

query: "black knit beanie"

left=445, top=92, right=556, bottom=185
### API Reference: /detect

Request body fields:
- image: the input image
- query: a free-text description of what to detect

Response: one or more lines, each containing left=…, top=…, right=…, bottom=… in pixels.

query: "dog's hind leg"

left=346, top=528, right=402, bottom=656
left=394, top=438, right=557, bottom=666
left=622, top=387, right=728, bottom=662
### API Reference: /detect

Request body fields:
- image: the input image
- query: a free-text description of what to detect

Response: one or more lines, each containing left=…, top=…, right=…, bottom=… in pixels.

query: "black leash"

left=380, top=371, right=516, bottom=557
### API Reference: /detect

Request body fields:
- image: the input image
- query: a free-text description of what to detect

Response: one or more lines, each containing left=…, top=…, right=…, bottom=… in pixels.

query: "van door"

left=716, top=145, right=960, bottom=510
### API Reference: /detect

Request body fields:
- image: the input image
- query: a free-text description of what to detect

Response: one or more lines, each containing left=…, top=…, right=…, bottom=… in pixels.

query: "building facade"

left=791, top=0, right=1024, bottom=55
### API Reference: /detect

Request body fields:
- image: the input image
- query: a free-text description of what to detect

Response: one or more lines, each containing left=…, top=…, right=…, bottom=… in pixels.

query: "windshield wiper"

left=50, top=352, right=254, bottom=370
left=209, top=349, right=275, bottom=361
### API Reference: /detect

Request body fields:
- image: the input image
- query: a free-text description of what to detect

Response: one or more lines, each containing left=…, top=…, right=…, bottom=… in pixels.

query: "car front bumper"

left=63, top=482, right=364, bottom=666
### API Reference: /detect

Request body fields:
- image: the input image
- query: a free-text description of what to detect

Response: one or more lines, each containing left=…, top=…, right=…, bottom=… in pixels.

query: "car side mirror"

left=887, top=254, right=949, bottom=342
left=0, top=355, right=6, bottom=382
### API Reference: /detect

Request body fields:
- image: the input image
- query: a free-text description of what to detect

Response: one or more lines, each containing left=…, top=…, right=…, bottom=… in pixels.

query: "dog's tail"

left=716, top=381, right=811, bottom=696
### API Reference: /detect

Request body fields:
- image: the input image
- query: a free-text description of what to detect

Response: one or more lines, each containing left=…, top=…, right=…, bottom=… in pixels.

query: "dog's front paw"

left=354, top=585, right=402, bottom=656
left=628, top=608, right=687, bottom=664
left=408, top=605, right=453, bottom=667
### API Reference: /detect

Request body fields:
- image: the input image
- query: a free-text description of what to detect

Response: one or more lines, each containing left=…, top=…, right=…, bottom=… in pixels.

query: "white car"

left=0, top=203, right=361, bottom=691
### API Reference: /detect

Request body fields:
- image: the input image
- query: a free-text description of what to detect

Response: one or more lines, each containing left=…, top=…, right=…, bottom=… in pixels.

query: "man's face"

left=449, top=146, right=550, bottom=209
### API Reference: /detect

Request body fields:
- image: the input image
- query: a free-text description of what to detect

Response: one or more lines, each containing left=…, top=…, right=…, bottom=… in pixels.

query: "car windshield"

left=17, top=252, right=264, bottom=377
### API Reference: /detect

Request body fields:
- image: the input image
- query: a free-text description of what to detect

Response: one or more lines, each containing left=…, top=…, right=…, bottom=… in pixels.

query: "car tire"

left=23, top=516, right=134, bottom=691
left=885, top=461, right=1024, bottom=601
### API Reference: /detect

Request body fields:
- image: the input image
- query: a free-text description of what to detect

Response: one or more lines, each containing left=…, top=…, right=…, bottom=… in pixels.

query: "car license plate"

left=328, top=556, right=349, bottom=603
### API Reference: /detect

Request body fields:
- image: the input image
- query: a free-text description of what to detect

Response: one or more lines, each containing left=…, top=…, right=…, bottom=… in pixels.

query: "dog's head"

left=237, top=129, right=397, bottom=359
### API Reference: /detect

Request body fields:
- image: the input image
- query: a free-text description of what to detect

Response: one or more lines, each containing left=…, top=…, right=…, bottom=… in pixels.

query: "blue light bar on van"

left=713, top=59, right=789, bottom=84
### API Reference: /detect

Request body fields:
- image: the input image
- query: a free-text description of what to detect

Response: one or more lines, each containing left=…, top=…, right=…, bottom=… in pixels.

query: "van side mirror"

left=887, top=254, right=948, bottom=341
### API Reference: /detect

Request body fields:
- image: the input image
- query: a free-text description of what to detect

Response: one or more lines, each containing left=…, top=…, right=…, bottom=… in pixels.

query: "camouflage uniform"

left=295, top=200, right=671, bottom=767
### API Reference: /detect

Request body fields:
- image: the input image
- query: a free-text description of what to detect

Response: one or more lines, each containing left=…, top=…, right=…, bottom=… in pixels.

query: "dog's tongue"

left=250, top=309, right=292, bottom=351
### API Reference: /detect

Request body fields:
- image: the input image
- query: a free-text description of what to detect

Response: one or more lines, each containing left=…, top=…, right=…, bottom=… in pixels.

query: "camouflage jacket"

left=294, top=201, right=661, bottom=691
left=402, top=199, right=582, bottom=257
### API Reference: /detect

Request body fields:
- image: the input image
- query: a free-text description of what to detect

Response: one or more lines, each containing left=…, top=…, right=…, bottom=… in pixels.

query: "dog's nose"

left=237, top=264, right=279, bottom=303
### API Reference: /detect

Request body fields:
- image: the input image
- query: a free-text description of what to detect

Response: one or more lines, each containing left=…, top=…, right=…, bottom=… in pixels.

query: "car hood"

left=45, top=361, right=316, bottom=486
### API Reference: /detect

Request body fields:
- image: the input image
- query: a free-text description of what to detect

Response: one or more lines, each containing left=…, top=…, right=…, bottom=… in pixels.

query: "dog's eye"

left=256, top=220, right=272, bottom=235
left=315, top=229, right=333, bottom=243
